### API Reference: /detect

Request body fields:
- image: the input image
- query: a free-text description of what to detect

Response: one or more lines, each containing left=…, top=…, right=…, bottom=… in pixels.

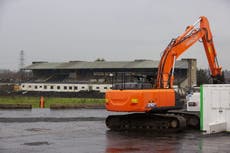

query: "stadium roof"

left=24, top=59, right=190, bottom=70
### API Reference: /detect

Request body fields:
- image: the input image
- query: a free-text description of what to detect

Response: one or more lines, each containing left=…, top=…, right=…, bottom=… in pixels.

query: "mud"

left=0, top=104, right=32, bottom=109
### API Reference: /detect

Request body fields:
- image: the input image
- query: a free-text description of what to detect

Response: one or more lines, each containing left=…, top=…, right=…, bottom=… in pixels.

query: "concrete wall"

left=180, top=59, right=197, bottom=89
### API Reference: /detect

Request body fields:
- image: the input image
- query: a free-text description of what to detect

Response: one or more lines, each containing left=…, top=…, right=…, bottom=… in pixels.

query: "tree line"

left=196, top=69, right=226, bottom=86
left=0, top=68, right=228, bottom=85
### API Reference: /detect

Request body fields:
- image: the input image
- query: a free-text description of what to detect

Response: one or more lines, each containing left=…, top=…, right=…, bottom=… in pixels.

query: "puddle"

left=23, top=141, right=50, bottom=146
left=25, top=128, right=51, bottom=132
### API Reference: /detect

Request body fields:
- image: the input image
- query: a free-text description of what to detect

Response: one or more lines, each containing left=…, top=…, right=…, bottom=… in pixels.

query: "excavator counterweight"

left=106, top=89, right=176, bottom=112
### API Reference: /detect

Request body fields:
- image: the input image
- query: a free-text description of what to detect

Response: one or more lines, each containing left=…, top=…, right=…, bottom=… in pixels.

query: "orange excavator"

left=105, top=16, right=222, bottom=131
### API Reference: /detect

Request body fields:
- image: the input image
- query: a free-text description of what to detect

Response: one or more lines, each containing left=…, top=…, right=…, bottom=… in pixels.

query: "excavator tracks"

left=168, top=111, right=200, bottom=129
left=106, top=113, right=186, bottom=132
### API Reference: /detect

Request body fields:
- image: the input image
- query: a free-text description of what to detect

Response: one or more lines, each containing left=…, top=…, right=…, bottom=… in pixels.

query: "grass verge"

left=0, top=96, right=105, bottom=108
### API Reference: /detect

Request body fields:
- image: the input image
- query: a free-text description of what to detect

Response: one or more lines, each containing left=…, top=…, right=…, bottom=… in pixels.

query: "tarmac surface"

left=0, top=109, right=230, bottom=153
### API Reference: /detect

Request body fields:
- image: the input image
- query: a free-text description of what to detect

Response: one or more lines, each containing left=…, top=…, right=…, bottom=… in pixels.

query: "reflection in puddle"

left=105, top=130, right=230, bottom=153
left=107, top=147, right=140, bottom=153
left=105, top=130, right=198, bottom=153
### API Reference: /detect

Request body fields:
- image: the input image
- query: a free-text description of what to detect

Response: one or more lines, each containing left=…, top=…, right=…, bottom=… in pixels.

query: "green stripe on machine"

left=200, top=85, right=203, bottom=131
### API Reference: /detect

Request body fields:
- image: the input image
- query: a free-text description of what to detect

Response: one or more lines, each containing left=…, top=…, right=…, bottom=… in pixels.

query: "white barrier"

left=200, top=84, right=230, bottom=134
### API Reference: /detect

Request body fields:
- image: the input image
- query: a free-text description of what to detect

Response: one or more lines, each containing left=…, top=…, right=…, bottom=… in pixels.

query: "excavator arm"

left=156, top=16, right=222, bottom=89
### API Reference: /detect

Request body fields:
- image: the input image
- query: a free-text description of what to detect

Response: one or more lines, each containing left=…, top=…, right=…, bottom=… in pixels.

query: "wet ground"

left=0, top=109, right=230, bottom=153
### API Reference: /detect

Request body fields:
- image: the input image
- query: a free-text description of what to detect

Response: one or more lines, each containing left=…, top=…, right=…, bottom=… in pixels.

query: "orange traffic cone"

left=40, top=96, right=45, bottom=108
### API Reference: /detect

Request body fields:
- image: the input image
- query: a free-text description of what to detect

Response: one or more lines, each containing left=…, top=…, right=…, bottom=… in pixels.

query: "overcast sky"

left=0, top=0, right=229, bottom=70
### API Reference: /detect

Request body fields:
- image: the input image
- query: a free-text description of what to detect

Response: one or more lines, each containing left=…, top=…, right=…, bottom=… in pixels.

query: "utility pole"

left=19, top=50, right=25, bottom=82
left=19, top=50, right=25, bottom=70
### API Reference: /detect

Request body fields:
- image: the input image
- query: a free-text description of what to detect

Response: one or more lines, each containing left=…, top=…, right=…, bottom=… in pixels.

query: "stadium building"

left=20, top=58, right=196, bottom=97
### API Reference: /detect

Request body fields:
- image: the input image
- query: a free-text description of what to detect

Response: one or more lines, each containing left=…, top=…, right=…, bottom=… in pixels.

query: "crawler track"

left=168, top=111, right=200, bottom=129
left=106, top=113, right=186, bottom=132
